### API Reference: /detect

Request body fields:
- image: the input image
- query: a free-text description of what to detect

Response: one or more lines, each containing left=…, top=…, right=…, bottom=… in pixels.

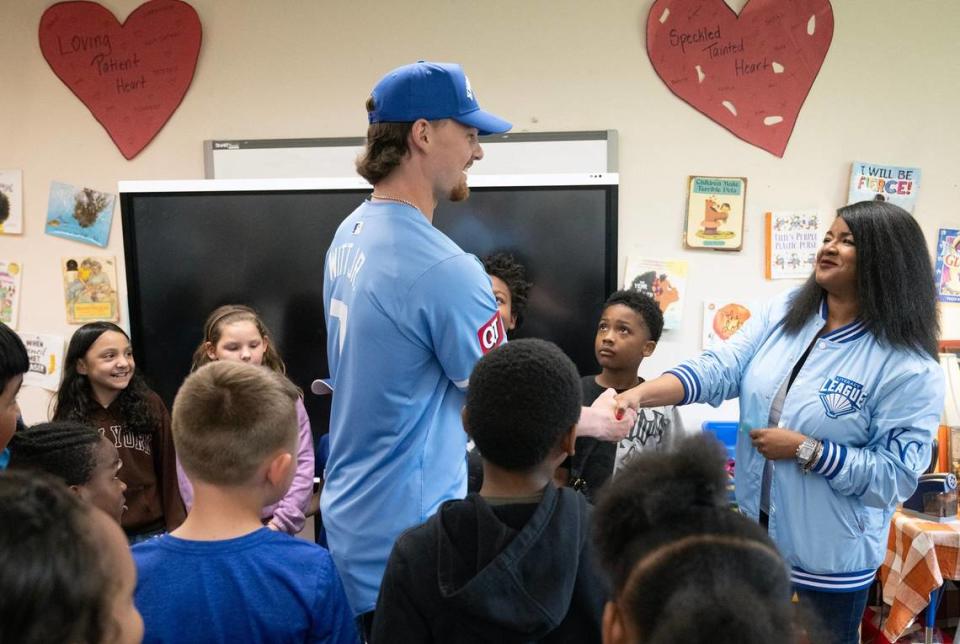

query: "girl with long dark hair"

left=54, top=322, right=185, bottom=541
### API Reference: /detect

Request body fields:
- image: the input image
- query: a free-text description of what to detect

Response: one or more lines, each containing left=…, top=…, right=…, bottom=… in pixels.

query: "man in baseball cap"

left=320, top=61, right=511, bottom=633
left=321, top=62, right=633, bottom=636
left=358, top=60, right=511, bottom=212
left=367, top=61, right=512, bottom=136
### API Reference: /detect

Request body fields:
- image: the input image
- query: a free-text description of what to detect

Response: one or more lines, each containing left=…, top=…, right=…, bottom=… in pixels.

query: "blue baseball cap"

left=368, top=61, right=512, bottom=136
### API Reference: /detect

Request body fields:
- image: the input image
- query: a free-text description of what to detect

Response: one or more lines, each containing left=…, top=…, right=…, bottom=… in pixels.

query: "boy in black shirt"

left=558, top=290, right=684, bottom=500
left=372, top=339, right=606, bottom=643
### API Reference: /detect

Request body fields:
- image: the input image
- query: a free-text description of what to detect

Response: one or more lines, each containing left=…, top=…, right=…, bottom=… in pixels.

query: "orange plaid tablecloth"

left=878, top=510, right=960, bottom=641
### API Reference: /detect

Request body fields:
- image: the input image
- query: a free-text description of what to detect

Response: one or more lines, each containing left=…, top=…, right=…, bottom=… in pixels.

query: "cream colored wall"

left=2, top=0, right=958, bottom=426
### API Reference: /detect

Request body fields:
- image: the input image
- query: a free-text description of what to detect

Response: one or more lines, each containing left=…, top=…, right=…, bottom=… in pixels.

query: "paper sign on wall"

left=0, top=261, right=22, bottom=330
left=624, top=257, right=688, bottom=330
left=685, top=176, right=746, bottom=251
left=21, top=333, right=65, bottom=391
left=703, top=300, right=758, bottom=349
left=62, top=256, right=119, bottom=323
left=0, top=170, right=23, bottom=235
left=46, top=181, right=115, bottom=248
left=764, top=210, right=822, bottom=279
left=646, top=0, right=834, bottom=157
left=936, top=228, right=960, bottom=304
left=38, top=0, right=202, bottom=160
left=848, top=161, right=921, bottom=213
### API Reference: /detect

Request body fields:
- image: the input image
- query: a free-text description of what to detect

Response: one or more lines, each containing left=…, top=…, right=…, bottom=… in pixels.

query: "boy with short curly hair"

left=373, top=339, right=606, bottom=643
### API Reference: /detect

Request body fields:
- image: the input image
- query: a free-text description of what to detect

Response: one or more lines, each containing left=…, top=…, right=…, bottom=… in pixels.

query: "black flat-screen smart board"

left=120, top=179, right=618, bottom=436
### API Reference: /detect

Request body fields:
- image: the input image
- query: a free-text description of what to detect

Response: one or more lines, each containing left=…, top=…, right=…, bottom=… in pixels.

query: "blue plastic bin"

left=702, top=421, right=738, bottom=459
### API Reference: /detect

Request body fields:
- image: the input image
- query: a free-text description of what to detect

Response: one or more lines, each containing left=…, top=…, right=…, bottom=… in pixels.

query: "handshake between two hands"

left=585, top=388, right=638, bottom=442
left=606, top=387, right=805, bottom=459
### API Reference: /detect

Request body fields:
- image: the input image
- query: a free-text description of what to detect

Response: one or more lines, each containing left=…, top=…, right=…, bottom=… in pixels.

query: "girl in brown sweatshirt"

left=54, top=322, right=185, bottom=541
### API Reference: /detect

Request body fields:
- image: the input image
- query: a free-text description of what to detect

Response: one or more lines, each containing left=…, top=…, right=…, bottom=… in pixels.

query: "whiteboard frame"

left=202, top=130, right=618, bottom=180
left=119, top=173, right=619, bottom=195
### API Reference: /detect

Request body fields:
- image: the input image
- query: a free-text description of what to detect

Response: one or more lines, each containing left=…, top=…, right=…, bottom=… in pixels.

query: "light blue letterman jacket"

left=668, top=290, right=944, bottom=592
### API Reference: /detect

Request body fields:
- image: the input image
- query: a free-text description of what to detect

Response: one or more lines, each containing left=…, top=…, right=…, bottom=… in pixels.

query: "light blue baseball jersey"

left=321, top=200, right=504, bottom=615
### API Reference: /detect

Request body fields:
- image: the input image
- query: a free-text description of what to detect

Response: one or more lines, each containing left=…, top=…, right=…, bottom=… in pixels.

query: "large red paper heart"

left=39, top=0, right=202, bottom=160
left=647, top=0, right=833, bottom=157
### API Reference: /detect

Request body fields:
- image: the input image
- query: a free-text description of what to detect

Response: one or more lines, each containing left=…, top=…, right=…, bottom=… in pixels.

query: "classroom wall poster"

left=685, top=176, right=746, bottom=251
left=703, top=300, right=758, bottom=349
left=0, top=261, right=22, bottom=329
left=848, top=161, right=921, bottom=213
left=936, top=228, right=960, bottom=304
left=624, top=257, right=688, bottom=330
left=0, top=170, right=23, bottom=235
left=62, top=256, right=120, bottom=323
left=38, top=0, right=203, bottom=160
left=45, top=181, right=115, bottom=248
left=764, top=210, right=822, bottom=280
left=645, top=0, right=834, bottom=157
left=20, top=332, right=65, bottom=391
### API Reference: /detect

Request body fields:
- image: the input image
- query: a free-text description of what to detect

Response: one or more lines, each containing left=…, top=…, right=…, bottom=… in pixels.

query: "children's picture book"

left=62, top=256, right=120, bottom=323
left=20, top=332, right=65, bottom=391
left=0, top=261, right=22, bottom=329
left=848, top=161, right=921, bottom=213
left=0, top=170, right=23, bottom=235
left=935, top=228, right=960, bottom=304
left=764, top=210, right=823, bottom=280
left=703, top=300, right=758, bottom=349
left=45, top=181, right=115, bottom=247
left=684, top=176, right=747, bottom=251
left=623, top=257, right=688, bottom=330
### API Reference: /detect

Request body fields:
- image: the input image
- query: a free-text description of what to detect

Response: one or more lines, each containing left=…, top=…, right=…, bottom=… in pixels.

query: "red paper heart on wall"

left=39, top=0, right=202, bottom=160
left=646, top=0, right=833, bottom=157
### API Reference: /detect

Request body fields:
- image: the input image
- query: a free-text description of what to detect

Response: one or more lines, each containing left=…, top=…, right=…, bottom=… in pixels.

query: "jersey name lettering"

left=328, top=243, right=366, bottom=289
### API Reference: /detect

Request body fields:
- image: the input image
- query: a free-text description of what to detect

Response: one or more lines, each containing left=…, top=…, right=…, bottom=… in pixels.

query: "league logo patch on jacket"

left=819, top=376, right=868, bottom=419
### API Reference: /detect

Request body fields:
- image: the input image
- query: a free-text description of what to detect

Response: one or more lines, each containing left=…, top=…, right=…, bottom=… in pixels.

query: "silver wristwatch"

left=796, top=437, right=822, bottom=472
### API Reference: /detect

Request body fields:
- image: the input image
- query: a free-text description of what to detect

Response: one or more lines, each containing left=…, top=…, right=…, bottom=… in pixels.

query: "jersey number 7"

left=329, top=298, right=348, bottom=357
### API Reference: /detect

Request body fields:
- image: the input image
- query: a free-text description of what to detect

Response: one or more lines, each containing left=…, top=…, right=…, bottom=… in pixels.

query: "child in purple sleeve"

left=177, top=304, right=315, bottom=533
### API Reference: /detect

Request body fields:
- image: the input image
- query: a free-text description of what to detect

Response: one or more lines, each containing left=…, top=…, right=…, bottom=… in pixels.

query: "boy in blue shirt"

left=132, top=361, right=357, bottom=643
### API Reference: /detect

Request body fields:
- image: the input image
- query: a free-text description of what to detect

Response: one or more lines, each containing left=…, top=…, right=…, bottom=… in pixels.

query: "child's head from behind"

left=482, top=252, right=532, bottom=333
left=192, top=304, right=286, bottom=374
left=464, top=339, right=581, bottom=473
left=604, top=524, right=792, bottom=644
left=7, top=421, right=126, bottom=523
left=593, top=435, right=796, bottom=644
left=595, top=291, right=663, bottom=375
left=59, top=322, right=142, bottom=413
left=0, top=322, right=28, bottom=450
left=0, top=470, right=143, bottom=644
left=173, top=361, right=298, bottom=499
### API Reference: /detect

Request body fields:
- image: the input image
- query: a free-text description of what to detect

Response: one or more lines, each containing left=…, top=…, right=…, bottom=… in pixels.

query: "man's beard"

left=449, top=176, right=470, bottom=202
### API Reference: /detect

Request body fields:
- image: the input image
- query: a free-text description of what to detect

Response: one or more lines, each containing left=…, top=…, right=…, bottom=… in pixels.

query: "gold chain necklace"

left=371, top=193, right=419, bottom=211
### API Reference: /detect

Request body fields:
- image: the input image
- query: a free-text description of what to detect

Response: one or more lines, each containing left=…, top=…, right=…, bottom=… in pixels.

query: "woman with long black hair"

left=615, top=200, right=944, bottom=643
